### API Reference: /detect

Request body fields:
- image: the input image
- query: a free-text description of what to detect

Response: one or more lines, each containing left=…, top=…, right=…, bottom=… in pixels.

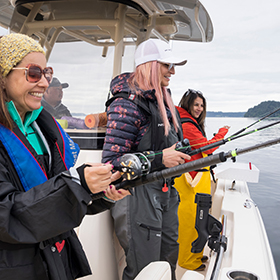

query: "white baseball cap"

left=134, top=39, right=187, bottom=67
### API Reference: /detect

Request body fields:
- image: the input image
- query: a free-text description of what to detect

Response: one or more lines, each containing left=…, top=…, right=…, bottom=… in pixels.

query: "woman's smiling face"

left=4, top=52, right=49, bottom=120
left=159, top=63, right=175, bottom=87
left=190, top=97, right=204, bottom=119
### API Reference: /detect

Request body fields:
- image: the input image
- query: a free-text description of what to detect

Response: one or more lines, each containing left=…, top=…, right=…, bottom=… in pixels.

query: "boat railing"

left=209, top=214, right=227, bottom=280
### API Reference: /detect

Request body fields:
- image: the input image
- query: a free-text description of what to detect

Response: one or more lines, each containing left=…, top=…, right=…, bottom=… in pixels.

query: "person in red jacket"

left=174, top=89, right=229, bottom=271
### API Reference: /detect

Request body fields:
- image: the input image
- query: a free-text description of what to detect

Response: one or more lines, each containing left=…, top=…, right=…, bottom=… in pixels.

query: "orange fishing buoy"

left=85, top=112, right=107, bottom=128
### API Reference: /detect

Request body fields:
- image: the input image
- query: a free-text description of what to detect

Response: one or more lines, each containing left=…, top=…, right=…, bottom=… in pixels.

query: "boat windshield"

left=48, top=41, right=135, bottom=124
left=45, top=41, right=135, bottom=149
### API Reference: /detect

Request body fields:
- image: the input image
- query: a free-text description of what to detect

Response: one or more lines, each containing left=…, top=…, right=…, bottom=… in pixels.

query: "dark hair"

left=0, top=73, right=14, bottom=130
left=178, top=89, right=206, bottom=135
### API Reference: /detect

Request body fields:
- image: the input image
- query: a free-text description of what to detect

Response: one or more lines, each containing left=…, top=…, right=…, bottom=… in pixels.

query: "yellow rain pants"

left=174, top=157, right=211, bottom=270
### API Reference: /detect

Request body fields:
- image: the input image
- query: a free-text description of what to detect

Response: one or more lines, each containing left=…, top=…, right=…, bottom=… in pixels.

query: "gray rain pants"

left=111, top=181, right=179, bottom=280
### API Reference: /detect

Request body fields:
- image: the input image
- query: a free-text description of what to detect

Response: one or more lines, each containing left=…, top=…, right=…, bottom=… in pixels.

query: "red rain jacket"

left=176, top=106, right=229, bottom=179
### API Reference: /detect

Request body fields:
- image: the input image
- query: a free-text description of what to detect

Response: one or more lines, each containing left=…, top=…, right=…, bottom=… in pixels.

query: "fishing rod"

left=137, top=115, right=280, bottom=161
left=176, top=107, right=280, bottom=154
left=90, top=136, right=280, bottom=200
left=179, top=119, right=280, bottom=157
left=228, top=107, right=280, bottom=138
left=118, top=111, right=280, bottom=169
left=112, top=117, right=280, bottom=183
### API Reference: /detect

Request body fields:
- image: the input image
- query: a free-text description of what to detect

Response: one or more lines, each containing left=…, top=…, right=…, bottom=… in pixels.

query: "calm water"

left=205, top=117, right=280, bottom=277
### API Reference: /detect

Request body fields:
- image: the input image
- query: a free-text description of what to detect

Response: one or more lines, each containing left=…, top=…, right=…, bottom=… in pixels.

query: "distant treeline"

left=206, top=111, right=245, bottom=117
left=207, top=101, right=280, bottom=118
left=244, top=101, right=280, bottom=118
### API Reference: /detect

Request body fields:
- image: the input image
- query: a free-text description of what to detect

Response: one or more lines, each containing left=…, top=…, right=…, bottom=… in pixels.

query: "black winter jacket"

left=0, top=109, right=113, bottom=280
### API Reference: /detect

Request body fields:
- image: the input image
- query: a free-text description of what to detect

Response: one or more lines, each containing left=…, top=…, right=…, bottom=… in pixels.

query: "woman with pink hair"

left=102, top=39, right=190, bottom=280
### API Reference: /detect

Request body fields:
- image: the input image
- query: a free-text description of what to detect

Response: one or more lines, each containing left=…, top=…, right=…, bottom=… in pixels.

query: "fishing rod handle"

left=90, top=151, right=228, bottom=200
left=115, top=152, right=228, bottom=190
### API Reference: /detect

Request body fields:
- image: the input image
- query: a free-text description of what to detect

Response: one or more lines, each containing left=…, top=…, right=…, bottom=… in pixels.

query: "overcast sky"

left=170, top=0, right=280, bottom=112
left=1, top=0, right=280, bottom=113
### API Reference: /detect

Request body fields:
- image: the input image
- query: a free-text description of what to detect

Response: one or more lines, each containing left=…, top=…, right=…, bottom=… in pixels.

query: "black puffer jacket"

left=0, top=109, right=113, bottom=280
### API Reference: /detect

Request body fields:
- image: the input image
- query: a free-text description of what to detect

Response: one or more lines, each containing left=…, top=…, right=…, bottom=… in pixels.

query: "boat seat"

left=134, top=261, right=171, bottom=280
left=181, top=270, right=204, bottom=280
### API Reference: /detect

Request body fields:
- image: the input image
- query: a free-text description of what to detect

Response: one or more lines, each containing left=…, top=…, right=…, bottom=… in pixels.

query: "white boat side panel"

left=215, top=162, right=259, bottom=183
left=77, top=212, right=119, bottom=280
left=75, top=150, right=102, bottom=165
left=208, top=178, right=278, bottom=280
left=75, top=150, right=119, bottom=280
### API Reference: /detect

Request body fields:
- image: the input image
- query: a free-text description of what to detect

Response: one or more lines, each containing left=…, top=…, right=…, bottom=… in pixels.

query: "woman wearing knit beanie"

left=0, top=33, right=129, bottom=280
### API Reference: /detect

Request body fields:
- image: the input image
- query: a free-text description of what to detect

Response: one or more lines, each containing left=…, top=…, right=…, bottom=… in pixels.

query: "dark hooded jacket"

left=102, top=72, right=182, bottom=170
left=0, top=109, right=113, bottom=280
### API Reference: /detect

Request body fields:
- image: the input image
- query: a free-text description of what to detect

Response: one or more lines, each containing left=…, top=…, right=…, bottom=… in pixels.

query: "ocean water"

left=205, top=117, right=280, bottom=277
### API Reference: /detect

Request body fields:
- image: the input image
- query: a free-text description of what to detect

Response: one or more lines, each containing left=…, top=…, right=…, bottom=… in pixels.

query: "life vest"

left=180, top=117, right=206, bottom=137
left=106, top=91, right=182, bottom=191
left=0, top=112, right=79, bottom=192
left=180, top=117, right=216, bottom=180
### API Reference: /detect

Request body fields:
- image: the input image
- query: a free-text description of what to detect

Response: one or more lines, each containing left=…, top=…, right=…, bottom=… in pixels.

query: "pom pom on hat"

left=0, top=33, right=45, bottom=77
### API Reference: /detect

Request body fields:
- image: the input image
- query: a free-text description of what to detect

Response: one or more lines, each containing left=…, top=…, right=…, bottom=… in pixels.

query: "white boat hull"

left=74, top=153, right=278, bottom=280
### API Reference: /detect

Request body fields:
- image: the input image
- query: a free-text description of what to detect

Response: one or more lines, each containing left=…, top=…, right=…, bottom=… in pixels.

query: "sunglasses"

left=12, top=64, right=53, bottom=84
left=162, top=63, right=175, bottom=71
left=184, top=89, right=203, bottom=97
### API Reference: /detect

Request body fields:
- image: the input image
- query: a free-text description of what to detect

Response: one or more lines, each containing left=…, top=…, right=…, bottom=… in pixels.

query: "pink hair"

left=128, top=61, right=179, bottom=135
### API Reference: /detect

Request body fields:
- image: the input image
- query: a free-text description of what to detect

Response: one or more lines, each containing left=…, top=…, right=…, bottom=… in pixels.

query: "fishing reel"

left=115, top=139, right=191, bottom=181
left=176, top=138, right=192, bottom=155
left=117, top=151, right=155, bottom=180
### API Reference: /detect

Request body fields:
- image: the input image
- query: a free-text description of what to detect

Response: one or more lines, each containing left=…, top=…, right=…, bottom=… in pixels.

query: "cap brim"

left=61, top=83, right=69, bottom=88
left=157, top=57, right=187, bottom=66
